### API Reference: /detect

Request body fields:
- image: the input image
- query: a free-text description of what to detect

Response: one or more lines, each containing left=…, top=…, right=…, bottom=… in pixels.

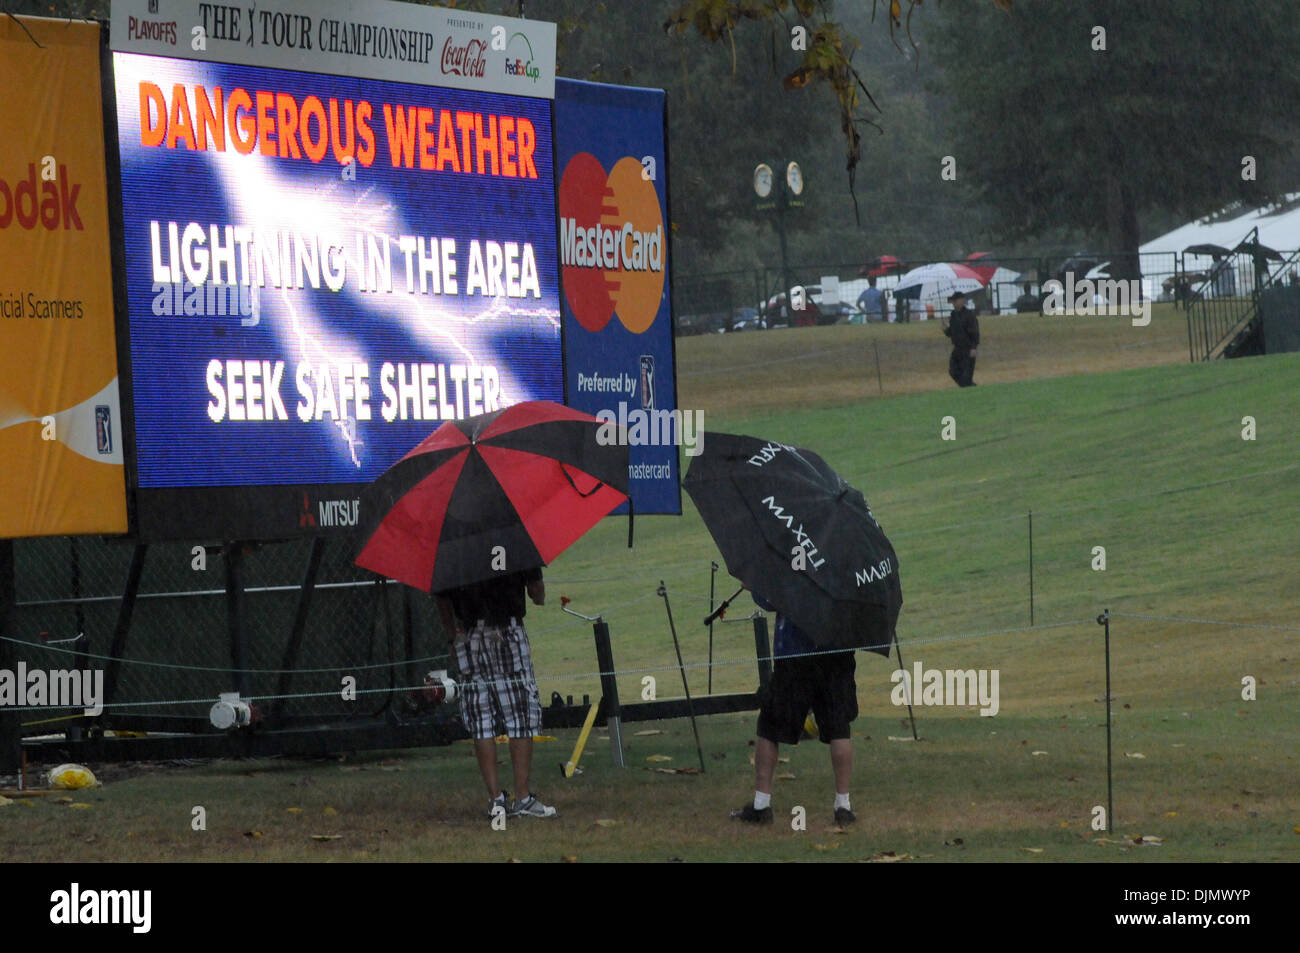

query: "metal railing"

left=1184, top=227, right=1300, bottom=361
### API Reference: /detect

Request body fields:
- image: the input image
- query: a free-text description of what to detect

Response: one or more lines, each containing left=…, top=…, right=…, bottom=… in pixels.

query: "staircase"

left=1186, top=227, right=1300, bottom=360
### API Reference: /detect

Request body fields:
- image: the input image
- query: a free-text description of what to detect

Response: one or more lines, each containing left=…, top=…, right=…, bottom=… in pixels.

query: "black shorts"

left=757, top=651, right=857, bottom=745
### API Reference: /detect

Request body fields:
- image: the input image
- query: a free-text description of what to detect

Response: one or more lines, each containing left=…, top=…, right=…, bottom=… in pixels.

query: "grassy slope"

left=3, top=310, right=1297, bottom=862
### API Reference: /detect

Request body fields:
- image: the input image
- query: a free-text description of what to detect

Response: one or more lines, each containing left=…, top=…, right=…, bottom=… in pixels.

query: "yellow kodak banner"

left=0, top=16, right=127, bottom=537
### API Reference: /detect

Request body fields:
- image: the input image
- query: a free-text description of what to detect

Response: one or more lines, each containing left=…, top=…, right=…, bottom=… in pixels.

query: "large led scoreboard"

left=109, top=0, right=563, bottom=539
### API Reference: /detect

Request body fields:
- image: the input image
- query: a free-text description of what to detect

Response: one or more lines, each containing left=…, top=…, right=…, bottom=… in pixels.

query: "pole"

left=1028, top=509, right=1035, bottom=626
left=873, top=340, right=883, bottom=396
left=893, top=638, right=919, bottom=741
left=659, top=581, right=706, bottom=773
left=776, top=207, right=793, bottom=321
left=707, top=561, right=717, bottom=694
left=591, top=619, right=625, bottom=768
left=1098, top=608, right=1113, bottom=832
left=0, top=540, right=19, bottom=773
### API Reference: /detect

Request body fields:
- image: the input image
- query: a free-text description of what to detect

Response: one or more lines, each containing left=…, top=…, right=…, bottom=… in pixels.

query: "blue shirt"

left=752, top=592, right=816, bottom=658
left=857, top=286, right=884, bottom=319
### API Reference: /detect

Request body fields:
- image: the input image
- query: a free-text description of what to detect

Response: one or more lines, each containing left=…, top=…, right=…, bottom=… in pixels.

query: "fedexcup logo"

left=559, top=152, right=665, bottom=334
left=504, top=32, right=540, bottom=83
left=1042, top=272, right=1150, bottom=326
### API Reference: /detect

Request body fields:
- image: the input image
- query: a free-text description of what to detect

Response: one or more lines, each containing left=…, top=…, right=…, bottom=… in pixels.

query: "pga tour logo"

left=1042, top=273, right=1150, bottom=326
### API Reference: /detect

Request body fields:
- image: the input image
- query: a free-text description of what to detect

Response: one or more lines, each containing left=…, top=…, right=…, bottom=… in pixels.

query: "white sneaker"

left=510, top=794, right=557, bottom=818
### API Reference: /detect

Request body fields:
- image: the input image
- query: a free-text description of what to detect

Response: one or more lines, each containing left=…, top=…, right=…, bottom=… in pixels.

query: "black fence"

left=676, top=253, right=1200, bottom=333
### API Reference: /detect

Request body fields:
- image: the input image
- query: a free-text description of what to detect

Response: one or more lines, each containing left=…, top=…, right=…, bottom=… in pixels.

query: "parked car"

left=760, top=285, right=845, bottom=326
left=728, top=307, right=764, bottom=331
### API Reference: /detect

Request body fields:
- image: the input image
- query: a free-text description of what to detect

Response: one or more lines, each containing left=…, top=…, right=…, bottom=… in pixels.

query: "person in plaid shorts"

left=436, top=567, right=556, bottom=819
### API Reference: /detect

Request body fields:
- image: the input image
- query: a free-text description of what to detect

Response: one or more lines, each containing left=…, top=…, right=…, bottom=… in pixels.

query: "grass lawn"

left=3, top=308, right=1297, bottom=862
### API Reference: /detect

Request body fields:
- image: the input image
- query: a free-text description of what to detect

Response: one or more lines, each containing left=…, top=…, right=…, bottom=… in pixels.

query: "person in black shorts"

left=731, top=590, right=858, bottom=827
left=436, top=567, right=556, bottom=820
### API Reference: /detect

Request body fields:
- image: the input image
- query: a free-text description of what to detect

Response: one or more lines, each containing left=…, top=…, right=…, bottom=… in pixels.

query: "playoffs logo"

left=559, top=153, right=664, bottom=334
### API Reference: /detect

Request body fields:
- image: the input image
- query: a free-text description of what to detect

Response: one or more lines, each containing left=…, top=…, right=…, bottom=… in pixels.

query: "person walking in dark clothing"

left=943, top=290, right=979, bottom=387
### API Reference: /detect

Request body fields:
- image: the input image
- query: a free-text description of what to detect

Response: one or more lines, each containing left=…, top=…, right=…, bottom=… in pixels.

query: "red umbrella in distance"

left=964, top=252, right=999, bottom=285
left=354, top=401, right=628, bottom=592
left=860, top=254, right=904, bottom=278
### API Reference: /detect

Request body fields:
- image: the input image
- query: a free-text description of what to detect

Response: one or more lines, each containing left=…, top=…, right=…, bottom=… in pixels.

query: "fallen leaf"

left=1031, top=750, right=1048, bottom=756
left=887, top=736, right=915, bottom=742
left=507, top=857, right=521, bottom=863
left=561, top=855, right=578, bottom=863
left=777, top=756, right=790, bottom=763
left=646, top=754, right=672, bottom=762
left=1171, top=743, right=1185, bottom=748
left=1125, top=752, right=1146, bottom=759
left=18, top=799, right=35, bottom=806
left=55, top=797, right=73, bottom=804
left=594, top=819, right=618, bottom=827
left=323, top=807, right=338, bottom=815
left=310, top=834, right=342, bottom=841
left=0, top=796, right=10, bottom=807
left=379, top=765, right=404, bottom=772
left=244, top=830, right=263, bottom=838
left=68, top=802, right=92, bottom=809
left=775, top=772, right=796, bottom=780
left=1292, top=827, right=1299, bottom=835
left=1133, top=835, right=1163, bottom=846
left=1241, top=788, right=1262, bottom=795
left=944, top=838, right=964, bottom=846
left=287, top=807, right=302, bottom=813
left=633, top=729, right=663, bottom=736
left=866, top=851, right=912, bottom=863
left=1019, top=847, right=1044, bottom=854
left=811, top=842, right=841, bottom=851
left=532, top=735, right=557, bottom=742
left=1165, top=811, right=1177, bottom=818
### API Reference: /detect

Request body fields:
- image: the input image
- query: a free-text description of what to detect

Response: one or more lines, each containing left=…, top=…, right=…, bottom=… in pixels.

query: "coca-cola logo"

left=441, top=37, right=487, bottom=78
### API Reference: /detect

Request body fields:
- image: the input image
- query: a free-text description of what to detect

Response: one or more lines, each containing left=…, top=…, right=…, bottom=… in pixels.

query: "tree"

left=927, top=0, right=1300, bottom=280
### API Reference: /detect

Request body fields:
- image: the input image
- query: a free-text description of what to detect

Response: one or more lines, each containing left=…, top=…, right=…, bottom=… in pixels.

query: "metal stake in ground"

left=1098, top=608, right=1113, bottom=832
left=893, top=638, right=919, bottom=741
left=659, top=581, right=706, bottom=773
left=708, top=561, right=718, bottom=694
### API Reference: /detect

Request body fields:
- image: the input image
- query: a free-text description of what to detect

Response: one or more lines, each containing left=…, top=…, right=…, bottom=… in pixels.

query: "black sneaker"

left=487, top=790, right=509, bottom=818
left=834, top=806, right=856, bottom=826
left=730, top=803, right=773, bottom=824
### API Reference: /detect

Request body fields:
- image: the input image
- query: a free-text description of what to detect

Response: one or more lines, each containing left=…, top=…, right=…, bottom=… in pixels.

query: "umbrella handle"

left=559, top=462, right=604, bottom=498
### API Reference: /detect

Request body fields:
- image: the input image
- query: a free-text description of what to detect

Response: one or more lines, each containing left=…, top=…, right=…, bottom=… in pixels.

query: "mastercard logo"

left=558, top=152, right=665, bottom=334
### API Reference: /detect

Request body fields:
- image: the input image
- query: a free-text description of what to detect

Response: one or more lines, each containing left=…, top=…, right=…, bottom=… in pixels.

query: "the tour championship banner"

left=555, top=79, right=680, bottom=515
left=0, top=17, right=128, bottom=538
left=111, top=47, right=562, bottom=540
left=109, top=0, right=557, bottom=98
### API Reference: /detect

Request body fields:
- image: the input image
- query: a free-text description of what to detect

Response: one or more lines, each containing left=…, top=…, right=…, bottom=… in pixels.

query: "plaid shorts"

left=452, top=618, right=542, bottom=740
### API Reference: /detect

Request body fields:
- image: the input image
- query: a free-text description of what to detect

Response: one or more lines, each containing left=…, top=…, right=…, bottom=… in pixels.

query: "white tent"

left=1141, top=194, right=1300, bottom=257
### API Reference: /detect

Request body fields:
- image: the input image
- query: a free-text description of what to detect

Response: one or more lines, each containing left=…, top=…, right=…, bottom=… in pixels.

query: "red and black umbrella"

left=354, top=401, right=628, bottom=592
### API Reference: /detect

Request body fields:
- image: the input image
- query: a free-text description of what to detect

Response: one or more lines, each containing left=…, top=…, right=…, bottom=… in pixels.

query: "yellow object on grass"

left=47, top=764, right=99, bottom=790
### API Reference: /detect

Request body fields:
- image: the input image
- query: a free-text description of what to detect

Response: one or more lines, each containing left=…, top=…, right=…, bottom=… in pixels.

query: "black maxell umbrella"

left=682, top=432, right=902, bottom=655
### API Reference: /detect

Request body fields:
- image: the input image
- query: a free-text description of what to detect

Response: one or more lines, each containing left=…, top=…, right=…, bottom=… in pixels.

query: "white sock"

left=753, top=791, right=771, bottom=810
left=834, top=792, right=851, bottom=811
